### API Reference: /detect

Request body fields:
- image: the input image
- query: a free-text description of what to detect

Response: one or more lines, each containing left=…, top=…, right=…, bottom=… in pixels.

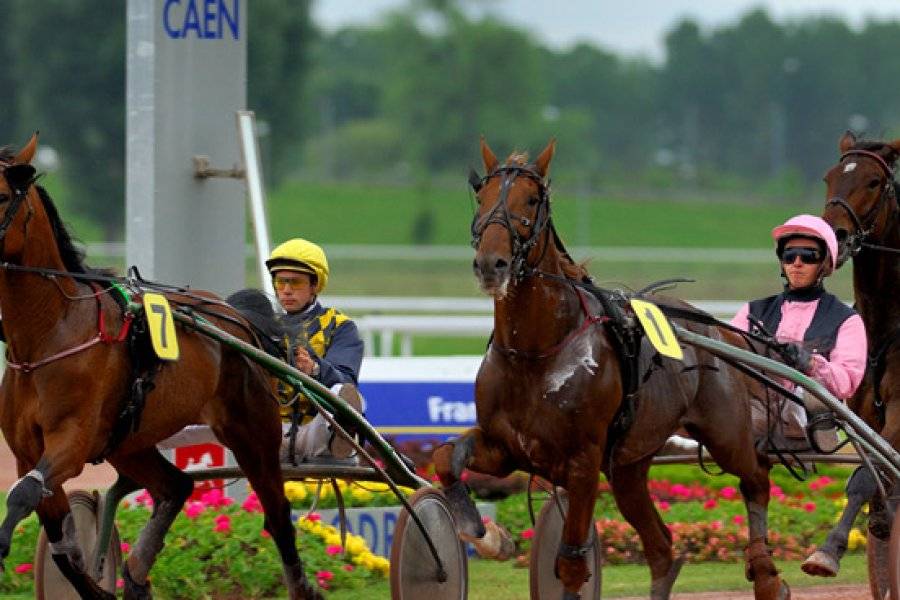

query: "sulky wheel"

left=889, top=507, right=900, bottom=600
left=530, top=489, right=602, bottom=600
left=34, top=490, right=123, bottom=600
left=390, top=487, right=468, bottom=600
left=868, top=529, right=890, bottom=600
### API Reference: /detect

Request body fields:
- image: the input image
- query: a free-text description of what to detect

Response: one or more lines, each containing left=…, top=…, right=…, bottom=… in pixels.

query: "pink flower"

left=720, top=486, right=738, bottom=500
left=326, top=544, right=343, bottom=556
left=184, top=501, right=205, bottom=519
left=520, top=528, right=535, bottom=540
left=14, top=563, right=32, bottom=574
left=481, top=516, right=491, bottom=524
left=710, top=520, right=722, bottom=531
left=732, top=514, right=745, bottom=526
left=306, top=513, right=321, bottom=522
left=242, top=492, right=263, bottom=514
left=213, top=514, right=231, bottom=533
left=120, top=542, right=131, bottom=554
left=135, top=490, right=154, bottom=507
left=703, top=498, right=717, bottom=510
left=316, top=570, right=334, bottom=590
left=116, top=578, right=124, bottom=589
left=260, top=529, right=271, bottom=538
left=803, top=502, right=817, bottom=513
left=657, top=500, right=671, bottom=512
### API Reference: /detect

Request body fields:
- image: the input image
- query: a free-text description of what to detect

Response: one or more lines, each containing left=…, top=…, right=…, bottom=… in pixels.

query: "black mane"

left=35, top=185, right=90, bottom=274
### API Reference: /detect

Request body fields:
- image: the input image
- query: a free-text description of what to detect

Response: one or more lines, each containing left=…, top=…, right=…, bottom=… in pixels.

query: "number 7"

left=151, top=304, right=168, bottom=348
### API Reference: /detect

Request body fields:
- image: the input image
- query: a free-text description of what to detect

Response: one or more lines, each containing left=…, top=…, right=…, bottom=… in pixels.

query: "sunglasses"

left=273, top=276, right=310, bottom=291
left=780, top=247, right=823, bottom=265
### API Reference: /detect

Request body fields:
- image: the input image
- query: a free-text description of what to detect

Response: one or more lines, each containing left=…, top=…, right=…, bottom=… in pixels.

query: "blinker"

left=468, top=168, right=483, bottom=192
left=3, top=164, right=36, bottom=193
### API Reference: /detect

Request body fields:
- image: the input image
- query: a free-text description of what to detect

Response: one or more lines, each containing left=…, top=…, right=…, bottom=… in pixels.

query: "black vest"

left=747, top=289, right=856, bottom=359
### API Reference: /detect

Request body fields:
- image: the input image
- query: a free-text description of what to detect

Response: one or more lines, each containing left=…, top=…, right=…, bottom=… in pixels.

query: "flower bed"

left=0, top=463, right=869, bottom=596
left=499, top=465, right=868, bottom=565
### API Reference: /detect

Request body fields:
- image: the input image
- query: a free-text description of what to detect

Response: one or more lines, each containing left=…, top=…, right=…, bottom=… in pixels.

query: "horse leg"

left=36, top=485, right=115, bottom=600
left=608, top=458, right=682, bottom=600
left=433, top=427, right=515, bottom=559
left=555, top=459, right=603, bottom=600
left=111, top=449, right=194, bottom=600
left=802, top=465, right=879, bottom=577
left=0, top=429, right=90, bottom=569
left=219, top=422, right=323, bottom=600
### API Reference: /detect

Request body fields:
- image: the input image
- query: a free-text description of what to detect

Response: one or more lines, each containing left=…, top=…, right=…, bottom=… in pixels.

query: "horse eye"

left=868, top=178, right=881, bottom=190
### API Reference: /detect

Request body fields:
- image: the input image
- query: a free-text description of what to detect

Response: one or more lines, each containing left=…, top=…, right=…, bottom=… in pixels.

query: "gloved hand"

left=777, top=342, right=813, bottom=374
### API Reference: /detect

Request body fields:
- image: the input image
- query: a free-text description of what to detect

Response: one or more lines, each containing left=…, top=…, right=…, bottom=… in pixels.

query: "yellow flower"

left=350, top=487, right=374, bottom=504
left=284, top=482, right=307, bottom=502
left=345, top=535, right=367, bottom=555
left=848, top=528, right=867, bottom=550
left=366, top=482, right=390, bottom=493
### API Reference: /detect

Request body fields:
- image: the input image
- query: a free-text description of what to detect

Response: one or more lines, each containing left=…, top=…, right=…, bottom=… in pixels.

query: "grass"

left=323, top=554, right=870, bottom=599
left=267, top=180, right=805, bottom=249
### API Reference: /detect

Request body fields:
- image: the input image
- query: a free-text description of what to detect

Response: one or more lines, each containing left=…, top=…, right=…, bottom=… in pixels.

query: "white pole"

left=236, top=110, right=274, bottom=298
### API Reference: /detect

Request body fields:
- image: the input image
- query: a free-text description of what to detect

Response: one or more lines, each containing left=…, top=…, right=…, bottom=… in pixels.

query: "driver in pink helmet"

left=731, top=214, right=867, bottom=451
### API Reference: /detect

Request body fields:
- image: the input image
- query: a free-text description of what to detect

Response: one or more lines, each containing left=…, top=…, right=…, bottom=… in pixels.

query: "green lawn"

left=267, top=180, right=804, bottom=249
left=324, top=554, right=870, bottom=599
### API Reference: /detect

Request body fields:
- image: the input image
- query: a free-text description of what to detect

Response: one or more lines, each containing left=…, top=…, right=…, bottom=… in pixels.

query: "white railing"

left=353, top=299, right=744, bottom=356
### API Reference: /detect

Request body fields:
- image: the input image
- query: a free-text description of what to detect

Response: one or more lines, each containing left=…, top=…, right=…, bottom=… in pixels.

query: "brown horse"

left=803, top=131, right=900, bottom=578
left=433, top=138, right=789, bottom=600
left=0, top=135, right=322, bottom=600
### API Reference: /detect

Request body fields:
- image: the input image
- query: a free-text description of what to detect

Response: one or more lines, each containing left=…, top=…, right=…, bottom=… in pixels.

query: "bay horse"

left=0, top=135, right=322, bottom=600
left=433, top=138, right=789, bottom=600
left=803, top=131, right=900, bottom=578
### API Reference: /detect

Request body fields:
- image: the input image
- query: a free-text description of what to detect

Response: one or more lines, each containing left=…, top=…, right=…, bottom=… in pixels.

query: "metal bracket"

left=192, top=155, right=245, bottom=179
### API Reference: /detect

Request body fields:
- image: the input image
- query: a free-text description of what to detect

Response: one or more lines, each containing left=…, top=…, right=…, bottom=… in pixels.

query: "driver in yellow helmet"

left=266, top=238, right=365, bottom=462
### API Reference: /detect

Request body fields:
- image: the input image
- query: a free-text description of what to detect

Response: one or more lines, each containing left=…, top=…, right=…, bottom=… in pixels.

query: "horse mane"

left=35, top=185, right=90, bottom=275
left=501, top=152, right=592, bottom=283
left=853, top=139, right=900, bottom=165
left=0, top=146, right=14, bottom=163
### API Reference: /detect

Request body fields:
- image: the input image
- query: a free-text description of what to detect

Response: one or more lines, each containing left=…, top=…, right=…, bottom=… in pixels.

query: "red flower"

left=520, top=528, right=535, bottom=540
left=14, top=563, right=32, bottom=574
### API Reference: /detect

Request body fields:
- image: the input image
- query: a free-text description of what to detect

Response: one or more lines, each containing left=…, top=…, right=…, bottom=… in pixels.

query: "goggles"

left=780, top=247, right=823, bottom=265
left=273, top=275, right=310, bottom=291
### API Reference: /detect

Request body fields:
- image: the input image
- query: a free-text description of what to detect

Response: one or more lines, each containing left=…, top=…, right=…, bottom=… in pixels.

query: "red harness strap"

left=6, top=285, right=133, bottom=374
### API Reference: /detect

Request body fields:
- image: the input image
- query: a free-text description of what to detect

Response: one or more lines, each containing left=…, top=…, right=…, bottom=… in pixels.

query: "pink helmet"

left=771, top=214, right=838, bottom=271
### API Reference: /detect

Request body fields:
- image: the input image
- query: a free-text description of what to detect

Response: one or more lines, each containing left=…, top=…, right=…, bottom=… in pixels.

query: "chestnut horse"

left=803, top=131, right=900, bottom=579
left=0, top=135, right=322, bottom=600
left=433, top=138, right=789, bottom=600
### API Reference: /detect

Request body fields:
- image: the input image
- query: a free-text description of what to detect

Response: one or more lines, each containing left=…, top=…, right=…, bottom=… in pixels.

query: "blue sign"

left=163, top=0, right=239, bottom=40
left=358, top=357, right=481, bottom=440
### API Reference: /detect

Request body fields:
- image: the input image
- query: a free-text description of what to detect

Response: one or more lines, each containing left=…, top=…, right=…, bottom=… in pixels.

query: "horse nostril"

left=494, top=258, right=508, bottom=271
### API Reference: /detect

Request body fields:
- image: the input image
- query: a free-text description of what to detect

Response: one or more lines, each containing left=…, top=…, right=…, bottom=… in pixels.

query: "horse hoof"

left=472, top=520, right=516, bottom=560
left=801, top=550, right=839, bottom=577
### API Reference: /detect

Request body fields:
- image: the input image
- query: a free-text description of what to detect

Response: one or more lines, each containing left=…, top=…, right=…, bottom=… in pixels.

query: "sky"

left=313, top=1, right=900, bottom=62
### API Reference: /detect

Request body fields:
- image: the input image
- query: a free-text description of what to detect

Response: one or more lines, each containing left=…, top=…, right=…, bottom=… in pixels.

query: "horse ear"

left=838, top=130, right=856, bottom=154
left=480, top=137, right=498, bottom=174
left=533, top=138, right=556, bottom=178
left=14, top=132, right=39, bottom=165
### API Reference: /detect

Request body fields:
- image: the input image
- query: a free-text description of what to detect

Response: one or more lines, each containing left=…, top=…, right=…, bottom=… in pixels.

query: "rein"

left=826, top=149, right=900, bottom=257
left=5, top=283, right=134, bottom=373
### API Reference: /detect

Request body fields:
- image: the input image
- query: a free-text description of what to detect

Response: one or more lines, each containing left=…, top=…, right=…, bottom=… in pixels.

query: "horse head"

left=469, top=137, right=555, bottom=297
left=0, top=133, right=39, bottom=260
left=822, top=130, right=900, bottom=267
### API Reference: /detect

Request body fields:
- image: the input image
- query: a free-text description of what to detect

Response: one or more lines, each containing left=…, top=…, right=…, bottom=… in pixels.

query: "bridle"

left=469, top=164, right=552, bottom=279
left=0, top=160, right=36, bottom=248
left=825, top=149, right=900, bottom=257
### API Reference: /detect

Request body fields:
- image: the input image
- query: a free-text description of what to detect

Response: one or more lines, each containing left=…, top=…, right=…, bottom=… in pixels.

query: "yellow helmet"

left=266, top=239, right=329, bottom=293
